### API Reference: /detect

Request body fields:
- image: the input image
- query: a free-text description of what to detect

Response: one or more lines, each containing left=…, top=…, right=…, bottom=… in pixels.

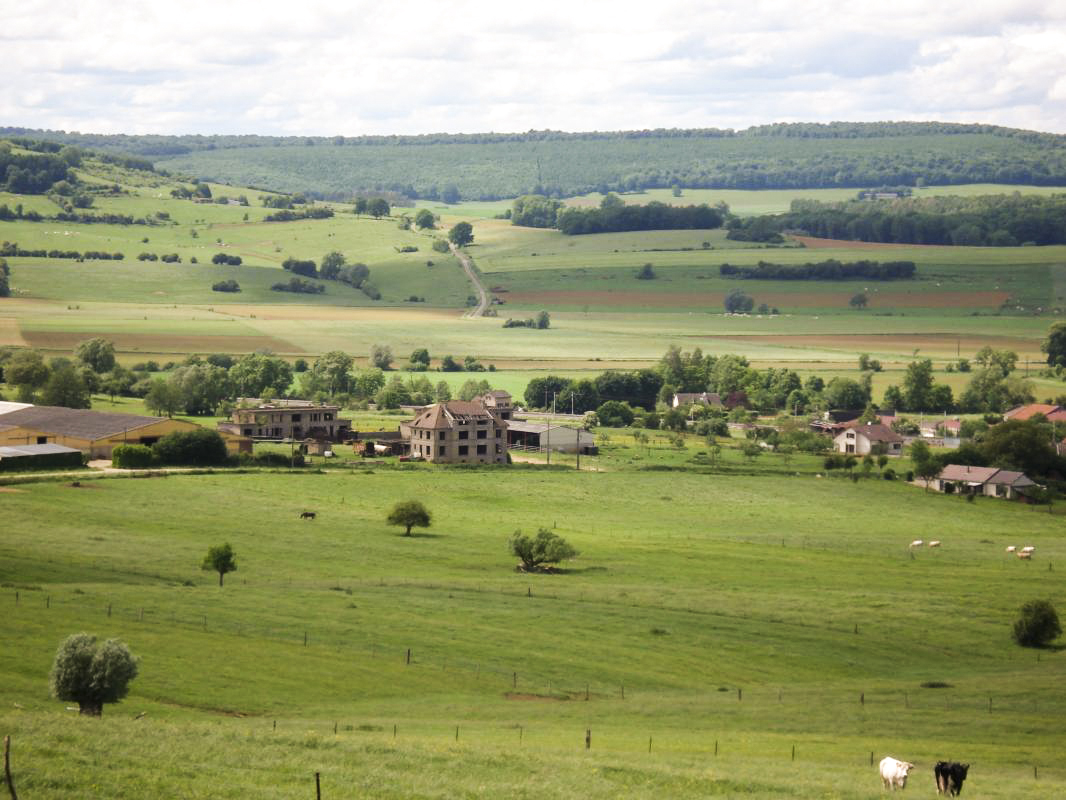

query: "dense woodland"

left=732, top=194, right=1066, bottom=246
left=8, top=122, right=1066, bottom=200
left=719, top=260, right=916, bottom=281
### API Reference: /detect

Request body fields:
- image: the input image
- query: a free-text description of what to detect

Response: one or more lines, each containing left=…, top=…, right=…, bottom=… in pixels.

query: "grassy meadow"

left=2, top=450, right=1065, bottom=798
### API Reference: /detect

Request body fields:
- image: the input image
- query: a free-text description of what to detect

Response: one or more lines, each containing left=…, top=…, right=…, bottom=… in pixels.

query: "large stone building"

left=217, top=400, right=351, bottom=442
left=405, top=401, right=508, bottom=464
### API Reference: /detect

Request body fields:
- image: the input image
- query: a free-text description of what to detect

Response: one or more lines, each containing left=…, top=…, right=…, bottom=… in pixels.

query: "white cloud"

left=1, top=1, right=1064, bottom=134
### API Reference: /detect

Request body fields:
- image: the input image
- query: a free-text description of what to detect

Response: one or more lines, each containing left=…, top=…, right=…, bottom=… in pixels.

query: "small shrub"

left=111, top=444, right=155, bottom=469
left=920, top=681, right=953, bottom=689
left=212, top=279, right=241, bottom=293
left=510, top=528, right=578, bottom=572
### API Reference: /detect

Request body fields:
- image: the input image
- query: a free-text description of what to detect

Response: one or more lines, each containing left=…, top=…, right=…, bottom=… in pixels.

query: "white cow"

left=1006, top=546, right=1017, bottom=553
left=928, top=540, right=941, bottom=548
left=1021, top=546, right=1035, bottom=553
left=879, top=756, right=915, bottom=790
left=1017, top=551, right=1032, bottom=560
left=910, top=540, right=924, bottom=548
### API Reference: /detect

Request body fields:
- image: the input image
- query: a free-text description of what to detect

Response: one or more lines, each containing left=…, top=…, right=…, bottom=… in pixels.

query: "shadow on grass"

left=398, top=532, right=445, bottom=539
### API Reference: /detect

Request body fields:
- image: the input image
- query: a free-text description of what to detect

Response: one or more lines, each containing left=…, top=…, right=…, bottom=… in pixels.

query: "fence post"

left=107, top=603, right=112, bottom=618
left=585, top=728, right=591, bottom=750
left=621, top=684, right=625, bottom=700
left=513, top=672, right=517, bottom=689
left=860, top=692, right=864, bottom=706
left=4, top=734, right=17, bottom=800
left=870, top=751, right=874, bottom=766
left=46, top=596, right=50, bottom=609
left=648, top=736, right=652, bottom=753
left=304, top=631, right=308, bottom=647
left=406, top=648, right=411, bottom=666
left=333, top=721, right=337, bottom=734
left=715, top=739, right=718, bottom=756
left=315, top=771, right=321, bottom=800
left=737, top=688, right=742, bottom=702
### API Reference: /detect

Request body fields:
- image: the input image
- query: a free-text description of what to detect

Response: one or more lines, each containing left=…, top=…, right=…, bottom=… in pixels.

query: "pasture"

left=2, top=464, right=1064, bottom=798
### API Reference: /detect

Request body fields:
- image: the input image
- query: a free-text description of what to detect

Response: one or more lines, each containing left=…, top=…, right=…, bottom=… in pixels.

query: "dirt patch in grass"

left=22, top=330, right=301, bottom=354
left=504, top=692, right=571, bottom=702
left=0, top=317, right=27, bottom=346
left=0, top=487, right=27, bottom=493
left=790, top=235, right=950, bottom=250
left=505, top=289, right=1009, bottom=309
left=214, top=305, right=461, bottom=322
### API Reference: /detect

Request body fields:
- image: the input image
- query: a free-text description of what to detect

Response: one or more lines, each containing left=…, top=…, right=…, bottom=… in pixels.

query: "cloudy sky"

left=4, top=1, right=1065, bottom=136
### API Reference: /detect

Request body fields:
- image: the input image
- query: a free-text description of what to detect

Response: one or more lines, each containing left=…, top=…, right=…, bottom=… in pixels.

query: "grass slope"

left=2, top=460, right=1064, bottom=798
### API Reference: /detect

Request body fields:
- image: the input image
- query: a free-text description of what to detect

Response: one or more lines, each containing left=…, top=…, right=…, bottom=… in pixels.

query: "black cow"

left=935, top=762, right=969, bottom=796
left=300, top=511, right=317, bottom=520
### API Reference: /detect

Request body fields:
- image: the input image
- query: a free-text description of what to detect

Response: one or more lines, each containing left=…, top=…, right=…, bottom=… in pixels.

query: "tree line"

left=719, top=260, right=916, bottom=281
left=732, top=194, right=1066, bottom=246
left=14, top=122, right=1066, bottom=202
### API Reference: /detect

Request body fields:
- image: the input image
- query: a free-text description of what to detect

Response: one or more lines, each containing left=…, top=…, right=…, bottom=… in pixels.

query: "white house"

left=833, top=422, right=904, bottom=456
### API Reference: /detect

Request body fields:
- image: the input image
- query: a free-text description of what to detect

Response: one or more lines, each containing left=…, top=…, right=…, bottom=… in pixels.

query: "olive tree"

left=509, top=528, right=578, bottom=572
left=50, top=633, right=138, bottom=716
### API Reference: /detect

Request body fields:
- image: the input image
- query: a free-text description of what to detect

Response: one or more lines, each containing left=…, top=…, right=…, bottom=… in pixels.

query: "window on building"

left=325, top=413, right=333, bottom=421
left=476, top=444, right=487, bottom=455
left=438, top=446, right=446, bottom=457
left=458, top=445, right=468, bottom=456
left=243, top=428, right=253, bottom=436
left=439, top=431, right=446, bottom=440
left=291, top=414, right=302, bottom=422
left=458, top=430, right=469, bottom=440
left=476, top=429, right=487, bottom=439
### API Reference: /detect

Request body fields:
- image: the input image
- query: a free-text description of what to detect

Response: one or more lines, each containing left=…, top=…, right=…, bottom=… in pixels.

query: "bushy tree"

left=596, top=400, right=635, bottom=427
left=367, top=197, right=390, bottom=218
left=40, top=363, right=91, bottom=409
left=75, top=338, right=116, bottom=373
left=143, top=378, right=183, bottom=418
left=50, top=633, right=139, bottom=716
left=414, top=208, right=436, bottom=229
left=319, top=251, right=346, bottom=280
left=1012, top=600, right=1061, bottom=648
left=201, top=542, right=238, bottom=587
left=509, top=528, right=578, bottom=572
left=6, top=349, right=50, bottom=401
left=387, top=500, right=431, bottom=536
left=724, top=289, right=754, bottom=313
left=448, top=222, right=474, bottom=247
left=370, top=344, right=394, bottom=370
left=229, top=353, right=293, bottom=398
left=1042, top=322, right=1066, bottom=368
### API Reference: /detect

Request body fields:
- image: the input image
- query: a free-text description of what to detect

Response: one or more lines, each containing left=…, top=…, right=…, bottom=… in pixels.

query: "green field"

left=2, top=451, right=1064, bottom=798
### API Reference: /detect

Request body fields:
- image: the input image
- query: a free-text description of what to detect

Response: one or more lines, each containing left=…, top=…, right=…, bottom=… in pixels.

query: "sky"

left=4, top=1, right=1066, bottom=137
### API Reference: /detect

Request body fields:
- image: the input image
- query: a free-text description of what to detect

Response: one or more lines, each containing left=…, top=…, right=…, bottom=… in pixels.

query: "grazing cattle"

left=910, top=540, right=924, bottom=548
left=1021, top=546, right=1035, bottom=553
left=1006, top=546, right=1016, bottom=553
left=1017, top=550, right=1032, bottom=560
left=879, top=756, right=915, bottom=790
left=300, top=511, right=317, bottom=520
left=928, top=540, right=941, bottom=548
left=934, top=761, right=969, bottom=795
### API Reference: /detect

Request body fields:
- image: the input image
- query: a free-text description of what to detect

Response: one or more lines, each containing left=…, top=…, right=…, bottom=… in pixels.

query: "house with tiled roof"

left=405, top=401, right=508, bottom=464
left=833, top=422, right=904, bottom=456
left=1004, top=403, right=1064, bottom=422
left=671, top=392, right=723, bottom=410
left=935, top=463, right=1038, bottom=500
left=477, top=390, right=514, bottom=420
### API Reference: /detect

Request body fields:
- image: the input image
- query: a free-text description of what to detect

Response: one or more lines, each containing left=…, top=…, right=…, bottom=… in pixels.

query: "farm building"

left=0, top=405, right=249, bottom=459
left=404, top=401, right=508, bottom=464
left=934, top=464, right=1039, bottom=499
left=217, top=400, right=351, bottom=442
left=833, top=422, right=904, bottom=456
left=0, top=443, right=83, bottom=472
left=507, top=421, right=597, bottom=454
left=1004, top=403, right=1066, bottom=422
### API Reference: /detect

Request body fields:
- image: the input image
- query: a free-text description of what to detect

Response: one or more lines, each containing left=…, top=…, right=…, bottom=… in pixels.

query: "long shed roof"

left=0, top=405, right=173, bottom=440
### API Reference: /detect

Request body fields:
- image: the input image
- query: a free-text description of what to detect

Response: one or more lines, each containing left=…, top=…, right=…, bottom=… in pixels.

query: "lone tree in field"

left=201, top=542, right=237, bottom=586
left=50, top=633, right=138, bottom=716
left=448, top=221, right=474, bottom=247
left=510, top=528, right=578, bottom=572
left=1013, top=599, right=1061, bottom=648
left=724, top=289, right=754, bottom=313
left=387, top=500, right=432, bottom=536
left=849, top=292, right=869, bottom=310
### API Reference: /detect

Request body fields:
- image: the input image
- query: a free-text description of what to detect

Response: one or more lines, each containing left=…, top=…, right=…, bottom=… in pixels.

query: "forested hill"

left=6, top=121, right=1066, bottom=201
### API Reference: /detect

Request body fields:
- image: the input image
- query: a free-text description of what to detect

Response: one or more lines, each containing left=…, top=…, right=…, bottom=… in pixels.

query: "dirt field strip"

left=0, top=318, right=27, bottom=346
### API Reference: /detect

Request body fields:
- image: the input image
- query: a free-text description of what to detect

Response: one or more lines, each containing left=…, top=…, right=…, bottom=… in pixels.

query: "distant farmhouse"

left=671, top=392, right=723, bottom=410
left=0, top=403, right=249, bottom=459
left=833, top=422, right=904, bottom=456
left=403, top=400, right=508, bottom=464
left=934, top=464, right=1038, bottom=500
left=217, top=400, right=351, bottom=442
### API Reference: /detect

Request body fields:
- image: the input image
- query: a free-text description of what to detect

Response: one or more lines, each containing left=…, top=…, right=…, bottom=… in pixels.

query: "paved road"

left=451, top=243, right=488, bottom=318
